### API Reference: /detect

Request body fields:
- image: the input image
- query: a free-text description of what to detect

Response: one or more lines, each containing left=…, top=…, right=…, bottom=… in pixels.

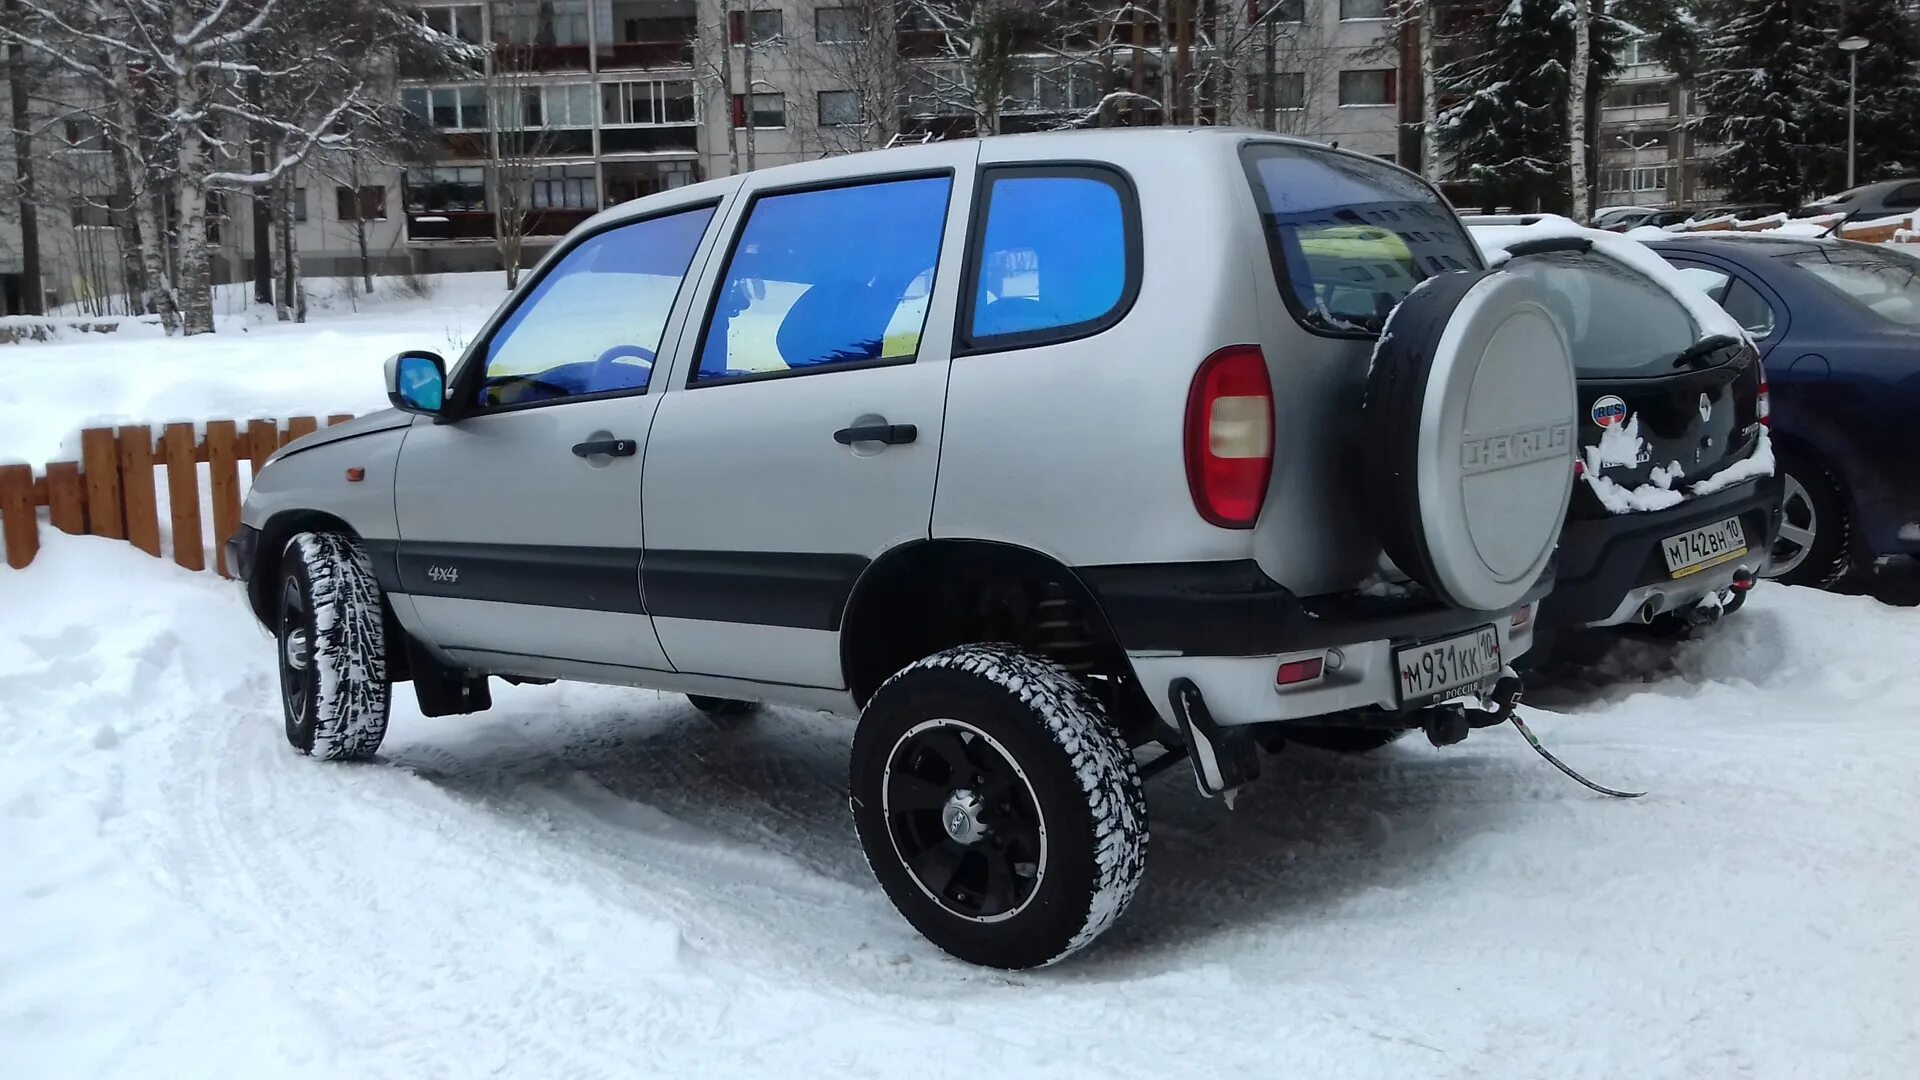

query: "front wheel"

left=849, top=645, right=1147, bottom=969
left=277, top=532, right=390, bottom=760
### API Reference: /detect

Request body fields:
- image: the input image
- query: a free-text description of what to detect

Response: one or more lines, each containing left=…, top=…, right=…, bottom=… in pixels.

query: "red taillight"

left=1184, top=345, right=1274, bottom=529
left=1757, top=362, right=1771, bottom=427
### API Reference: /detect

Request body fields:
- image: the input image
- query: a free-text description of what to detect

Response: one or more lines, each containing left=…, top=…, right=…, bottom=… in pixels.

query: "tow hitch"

left=1473, top=668, right=1647, bottom=799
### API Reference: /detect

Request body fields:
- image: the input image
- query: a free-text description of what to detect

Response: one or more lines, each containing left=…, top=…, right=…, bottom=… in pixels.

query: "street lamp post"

left=1840, top=36, right=1870, bottom=189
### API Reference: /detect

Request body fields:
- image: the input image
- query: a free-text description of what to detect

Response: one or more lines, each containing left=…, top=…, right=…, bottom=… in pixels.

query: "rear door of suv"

left=638, top=144, right=977, bottom=689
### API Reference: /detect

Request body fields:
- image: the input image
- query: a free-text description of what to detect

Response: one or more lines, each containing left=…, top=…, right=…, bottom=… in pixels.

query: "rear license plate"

left=1662, top=517, right=1748, bottom=578
left=1395, top=626, right=1502, bottom=705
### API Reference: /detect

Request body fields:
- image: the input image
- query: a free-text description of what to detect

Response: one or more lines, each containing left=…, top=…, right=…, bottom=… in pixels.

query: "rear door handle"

left=833, top=423, right=917, bottom=446
left=571, top=438, right=638, bottom=458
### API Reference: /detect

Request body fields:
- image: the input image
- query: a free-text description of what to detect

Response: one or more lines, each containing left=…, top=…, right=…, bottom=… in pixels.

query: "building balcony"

left=600, top=38, right=694, bottom=69
left=1600, top=103, right=1674, bottom=124
left=406, top=211, right=495, bottom=242
left=494, top=39, right=593, bottom=73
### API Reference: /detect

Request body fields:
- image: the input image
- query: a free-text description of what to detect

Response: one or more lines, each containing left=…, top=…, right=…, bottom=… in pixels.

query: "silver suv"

left=229, top=130, right=1579, bottom=968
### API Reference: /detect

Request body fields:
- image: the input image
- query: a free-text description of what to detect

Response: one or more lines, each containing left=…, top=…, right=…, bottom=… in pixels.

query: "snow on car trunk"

left=5, top=533, right=1920, bottom=1077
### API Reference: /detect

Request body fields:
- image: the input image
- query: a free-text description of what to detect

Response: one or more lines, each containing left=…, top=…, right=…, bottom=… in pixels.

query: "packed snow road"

left=4, top=537, right=1918, bottom=1078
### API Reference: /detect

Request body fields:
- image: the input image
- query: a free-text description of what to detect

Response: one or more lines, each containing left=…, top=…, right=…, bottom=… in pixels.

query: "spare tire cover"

left=1361, top=269, right=1577, bottom=611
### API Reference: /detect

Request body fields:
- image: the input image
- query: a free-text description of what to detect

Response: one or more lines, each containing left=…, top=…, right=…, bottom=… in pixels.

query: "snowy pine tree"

left=1804, top=0, right=1920, bottom=196
left=1696, top=0, right=1846, bottom=205
left=1436, top=0, right=1624, bottom=213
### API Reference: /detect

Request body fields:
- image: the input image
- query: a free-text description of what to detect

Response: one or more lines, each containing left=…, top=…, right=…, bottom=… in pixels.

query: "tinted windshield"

left=1782, top=245, right=1920, bottom=327
left=1242, top=143, right=1481, bottom=337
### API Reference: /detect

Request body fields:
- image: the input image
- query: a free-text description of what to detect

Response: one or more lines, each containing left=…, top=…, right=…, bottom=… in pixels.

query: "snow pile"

left=1, top=272, right=512, bottom=465
left=6, top=535, right=1920, bottom=1075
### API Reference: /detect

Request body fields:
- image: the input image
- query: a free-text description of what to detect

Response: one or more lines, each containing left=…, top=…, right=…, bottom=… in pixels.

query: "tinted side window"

left=695, top=176, right=951, bottom=384
left=965, top=169, right=1135, bottom=347
left=1720, top=278, right=1777, bottom=337
left=1500, top=250, right=1698, bottom=377
left=478, top=205, right=714, bottom=409
left=1663, top=257, right=1732, bottom=301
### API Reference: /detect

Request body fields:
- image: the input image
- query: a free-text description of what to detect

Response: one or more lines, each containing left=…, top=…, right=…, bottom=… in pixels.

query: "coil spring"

left=1033, top=584, right=1097, bottom=673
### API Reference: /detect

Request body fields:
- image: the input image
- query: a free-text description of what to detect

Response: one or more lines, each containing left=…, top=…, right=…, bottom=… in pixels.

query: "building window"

left=1248, top=72, right=1306, bottom=111
left=402, top=85, right=491, bottom=130
left=62, top=118, right=107, bottom=151
left=1339, top=0, right=1389, bottom=19
left=601, top=80, right=697, bottom=125
left=1337, top=69, right=1396, bottom=106
left=336, top=185, right=388, bottom=221
left=498, top=0, right=589, bottom=46
left=1604, top=83, right=1672, bottom=109
left=1618, top=36, right=1653, bottom=67
left=818, top=90, right=862, bottom=126
left=69, top=196, right=112, bottom=228
left=731, top=92, right=786, bottom=128
left=406, top=167, right=489, bottom=213
left=1602, top=166, right=1670, bottom=193
left=1265, top=0, right=1305, bottom=22
left=417, top=3, right=483, bottom=43
left=816, top=6, right=861, bottom=43
left=529, top=164, right=597, bottom=210
left=728, top=8, right=782, bottom=45
left=289, top=187, right=309, bottom=223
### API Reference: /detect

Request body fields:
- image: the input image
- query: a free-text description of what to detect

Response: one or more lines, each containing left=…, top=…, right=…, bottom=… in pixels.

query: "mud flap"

left=1168, top=678, right=1259, bottom=804
left=405, top=636, right=493, bottom=717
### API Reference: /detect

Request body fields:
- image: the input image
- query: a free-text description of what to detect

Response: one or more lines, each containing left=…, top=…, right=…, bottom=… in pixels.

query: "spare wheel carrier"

left=1362, top=269, right=1578, bottom=612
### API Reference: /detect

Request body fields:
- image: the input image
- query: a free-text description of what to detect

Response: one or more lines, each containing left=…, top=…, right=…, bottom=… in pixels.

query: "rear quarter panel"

left=931, top=137, right=1264, bottom=568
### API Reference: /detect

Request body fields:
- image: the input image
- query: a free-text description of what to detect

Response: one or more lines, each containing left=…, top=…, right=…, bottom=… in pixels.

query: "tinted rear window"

left=1500, top=250, right=1701, bottom=378
left=1242, top=143, right=1481, bottom=337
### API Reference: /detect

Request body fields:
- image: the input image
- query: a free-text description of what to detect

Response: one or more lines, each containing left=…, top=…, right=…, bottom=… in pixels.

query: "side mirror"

left=385, top=350, right=447, bottom=415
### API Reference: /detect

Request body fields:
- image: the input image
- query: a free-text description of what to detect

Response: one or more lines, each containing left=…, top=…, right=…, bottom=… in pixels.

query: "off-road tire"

left=1283, top=726, right=1409, bottom=754
left=850, top=644, right=1148, bottom=969
left=277, top=532, right=389, bottom=760
left=1769, top=451, right=1852, bottom=589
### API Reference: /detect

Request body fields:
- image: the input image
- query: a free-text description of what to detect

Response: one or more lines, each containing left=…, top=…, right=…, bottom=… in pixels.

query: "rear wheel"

left=850, top=644, right=1147, bottom=969
left=277, top=532, right=389, bottom=760
left=1767, top=453, right=1851, bottom=588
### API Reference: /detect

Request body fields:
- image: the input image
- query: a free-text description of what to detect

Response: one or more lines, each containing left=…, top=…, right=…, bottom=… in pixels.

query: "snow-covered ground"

left=4, top=534, right=1919, bottom=1078
left=0, top=273, right=510, bottom=465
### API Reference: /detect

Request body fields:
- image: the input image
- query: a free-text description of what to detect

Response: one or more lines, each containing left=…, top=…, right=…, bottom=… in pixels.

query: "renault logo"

left=1699, top=393, right=1712, bottom=423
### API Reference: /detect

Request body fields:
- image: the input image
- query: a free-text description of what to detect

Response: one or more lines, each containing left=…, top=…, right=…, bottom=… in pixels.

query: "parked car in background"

left=1689, top=203, right=1790, bottom=224
left=1593, top=206, right=1659, bottom=231
left=1651, top=234, right=1920, bottom=585
left=1792, top=178, right=1920, bottom=224
left=1595, top=207, right=1694, bottom=232
left=1464, top=217, right=1781, bottom=661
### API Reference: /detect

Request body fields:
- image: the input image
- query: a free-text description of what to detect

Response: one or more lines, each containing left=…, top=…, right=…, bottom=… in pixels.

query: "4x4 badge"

left=427, top=565, right=460, bottom=584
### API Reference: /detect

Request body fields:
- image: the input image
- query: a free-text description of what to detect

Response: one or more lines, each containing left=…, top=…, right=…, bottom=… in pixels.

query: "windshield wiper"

left=1672, top=334, right=1741, bottom=369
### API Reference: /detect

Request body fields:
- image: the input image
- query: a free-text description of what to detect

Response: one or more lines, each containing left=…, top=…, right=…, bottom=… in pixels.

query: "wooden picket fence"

left=0, top=415, right=355, bottom=574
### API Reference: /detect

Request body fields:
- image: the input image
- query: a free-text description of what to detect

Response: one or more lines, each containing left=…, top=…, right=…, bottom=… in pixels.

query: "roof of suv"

left=587, top=128, right=1364, bottom=228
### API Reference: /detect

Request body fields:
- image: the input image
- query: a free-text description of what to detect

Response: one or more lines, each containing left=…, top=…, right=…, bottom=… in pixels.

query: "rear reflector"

left=1185, top=346, right=1274, bottom=529
left=1275, top=655, right=1326, bottom=688
left=1757, top=359, right=1771, bottom=428
left=1511, top=604, right=1532, bottom=628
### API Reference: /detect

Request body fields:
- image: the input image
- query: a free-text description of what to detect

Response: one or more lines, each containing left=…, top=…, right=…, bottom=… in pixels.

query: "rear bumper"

left=1544, top=475, right=1783, bottom=628
left=1079, top=559, right=1549, bottom=726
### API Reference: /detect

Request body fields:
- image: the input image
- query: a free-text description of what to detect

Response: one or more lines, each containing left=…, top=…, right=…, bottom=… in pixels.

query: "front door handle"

left=571, top=438, right=637, bottom=458
left=833, top=423, right=917, bottom=446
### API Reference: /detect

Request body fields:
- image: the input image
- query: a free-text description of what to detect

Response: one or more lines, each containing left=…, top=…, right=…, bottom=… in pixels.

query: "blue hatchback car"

left=1652, top=235, right=1920, bottom=585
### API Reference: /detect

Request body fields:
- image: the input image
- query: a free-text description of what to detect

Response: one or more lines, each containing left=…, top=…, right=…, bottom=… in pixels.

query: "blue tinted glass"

left=971, top=176, right=1125, bottom=340
left=479, top=206, right=713, bottom=408
left=396, top=356, right=444, bottom=411
left=697, top=176, right=951, bottom=382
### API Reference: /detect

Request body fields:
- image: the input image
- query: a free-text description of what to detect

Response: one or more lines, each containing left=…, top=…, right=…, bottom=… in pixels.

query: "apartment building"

left=2, top=1, right=1409, bottom=312
left=1594, top=35, right=1723, bottom=212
